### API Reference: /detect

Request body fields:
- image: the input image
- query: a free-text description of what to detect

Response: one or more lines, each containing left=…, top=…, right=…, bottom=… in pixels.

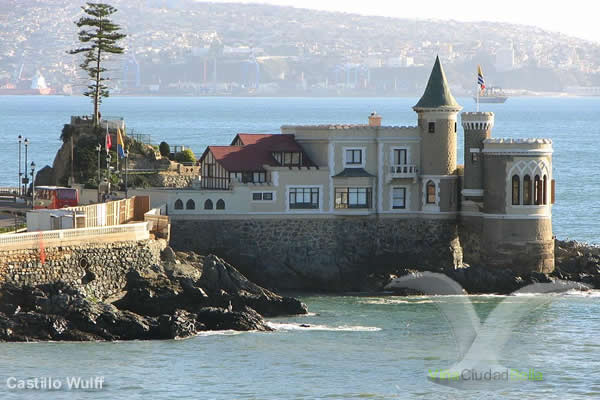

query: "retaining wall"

left=170, top=217, right=462, bottom=290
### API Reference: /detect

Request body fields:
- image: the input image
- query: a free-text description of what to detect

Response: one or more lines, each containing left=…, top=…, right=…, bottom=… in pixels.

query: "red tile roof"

left=233, top=133, right=305, bottom=152
left=202, top=134, right=313, bottom=172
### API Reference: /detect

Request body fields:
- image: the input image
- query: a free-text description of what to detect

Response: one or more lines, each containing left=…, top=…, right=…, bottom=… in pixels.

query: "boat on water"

left=0, top=72, right=56, bottom=95
left=473, top=86, right=508, bottom=103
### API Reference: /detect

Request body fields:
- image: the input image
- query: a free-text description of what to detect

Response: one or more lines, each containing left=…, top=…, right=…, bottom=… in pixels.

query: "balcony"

left=387, top=164, right=418, bottom=182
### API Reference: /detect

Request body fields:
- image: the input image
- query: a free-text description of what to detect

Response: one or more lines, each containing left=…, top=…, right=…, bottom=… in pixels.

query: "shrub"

left=159, top=141, right=170, bottom=157
left=60, top=124, right=77, bottom=143
left=175, top=149, right=196, bottom=163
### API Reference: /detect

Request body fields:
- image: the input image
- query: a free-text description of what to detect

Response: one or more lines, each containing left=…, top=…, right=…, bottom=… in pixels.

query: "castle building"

left=168, top=56, right=555, bottom=275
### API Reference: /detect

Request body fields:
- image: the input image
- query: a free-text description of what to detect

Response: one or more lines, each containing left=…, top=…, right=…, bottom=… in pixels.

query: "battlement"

left=483, top=138, right=553, bottom=154
left=281, top=124, right=416, bottom=131
left=483, top=138, right=552, bottom=144
left=461, top=112, right=495, bottom=130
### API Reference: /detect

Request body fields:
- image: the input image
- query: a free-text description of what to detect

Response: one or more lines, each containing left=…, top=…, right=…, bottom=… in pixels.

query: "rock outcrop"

left=382, top=239, right=599, bottom=294
left=0, top=251, right=307, bottom=342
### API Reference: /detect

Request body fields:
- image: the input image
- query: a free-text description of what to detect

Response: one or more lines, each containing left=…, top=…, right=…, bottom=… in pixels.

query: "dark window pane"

left=512, top=175, right=520, bottom=205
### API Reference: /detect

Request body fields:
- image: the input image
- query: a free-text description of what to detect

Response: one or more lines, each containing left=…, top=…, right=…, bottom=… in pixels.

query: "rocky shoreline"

left=0, top=250, right=306, bottom=342
left=381, top=239, right=600, bottom=295
left=0, top=239, right=597, bottom=341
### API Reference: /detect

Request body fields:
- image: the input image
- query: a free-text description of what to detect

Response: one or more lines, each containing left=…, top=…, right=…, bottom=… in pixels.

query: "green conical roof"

left=414, top=56, right=460, bottom=109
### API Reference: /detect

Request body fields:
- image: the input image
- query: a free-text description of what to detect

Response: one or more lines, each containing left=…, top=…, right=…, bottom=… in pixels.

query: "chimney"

left=368, top=112, right=382, bottom=127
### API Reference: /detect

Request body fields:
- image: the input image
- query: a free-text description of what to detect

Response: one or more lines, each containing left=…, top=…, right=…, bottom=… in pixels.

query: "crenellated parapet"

left=461, top=112, right=495, bottom=131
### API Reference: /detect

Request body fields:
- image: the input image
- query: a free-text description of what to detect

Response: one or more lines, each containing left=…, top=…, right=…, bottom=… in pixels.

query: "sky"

left=204, top=0, right=599, bottom=43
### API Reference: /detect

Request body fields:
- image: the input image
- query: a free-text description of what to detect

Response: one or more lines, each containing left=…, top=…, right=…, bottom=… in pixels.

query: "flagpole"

left=477, top=84, right=480, bottom=112
left=116, top=129, right=119, bottom=173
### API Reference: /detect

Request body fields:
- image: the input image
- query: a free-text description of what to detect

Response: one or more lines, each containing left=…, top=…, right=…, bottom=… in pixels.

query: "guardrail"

left=388, top=164, right=419, bottom=179
left=0, top=222, right=150, bottom=251
left=0, top=187, right=20, bottom=202
left=0, top=187, right=20, bottom=195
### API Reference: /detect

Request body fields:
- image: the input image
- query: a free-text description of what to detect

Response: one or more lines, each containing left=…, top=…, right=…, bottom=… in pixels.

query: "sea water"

left=0, top=292, right=598, bottom=399
left=0, top=96, right=599, bottom=399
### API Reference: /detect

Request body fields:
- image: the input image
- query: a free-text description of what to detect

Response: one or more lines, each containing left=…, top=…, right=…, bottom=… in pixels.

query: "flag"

left=117, top=128, right=126, bottom=158
left=477, top=65, right=486, bottom=91
left=105, top=127, right=112, bottom=153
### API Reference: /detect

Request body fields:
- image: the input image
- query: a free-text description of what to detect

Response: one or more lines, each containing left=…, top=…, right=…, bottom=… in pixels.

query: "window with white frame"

left=393, top=149, right=407, bottom=165
left=345, top=149, right=363, bottom=166
left=335, top=187, right=372, bottom=209
left=252, top=192, right=274, bottom=201
left=426, top=181, right=436, bottom=204
left=392, top=187, right=406, bottom=209
left=289, top=187, right=319, bottom=209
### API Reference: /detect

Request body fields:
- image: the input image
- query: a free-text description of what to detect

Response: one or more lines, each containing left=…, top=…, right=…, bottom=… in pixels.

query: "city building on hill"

left=168, top=56, right=555, bottom=274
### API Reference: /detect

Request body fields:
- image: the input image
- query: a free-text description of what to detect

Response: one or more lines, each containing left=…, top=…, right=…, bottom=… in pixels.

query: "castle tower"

left=461, top=112, right=494, bottom=205
left=413, top=56, right=462, bottom=213
left=479, top=138, right=555, bottom=274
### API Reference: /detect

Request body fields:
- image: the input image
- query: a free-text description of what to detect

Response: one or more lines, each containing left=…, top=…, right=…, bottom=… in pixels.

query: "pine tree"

left=69, top=2, right=126, bottom=127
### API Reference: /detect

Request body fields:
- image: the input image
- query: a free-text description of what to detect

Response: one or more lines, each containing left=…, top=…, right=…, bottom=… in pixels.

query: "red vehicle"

left=33, top=186, right=79, bottom=209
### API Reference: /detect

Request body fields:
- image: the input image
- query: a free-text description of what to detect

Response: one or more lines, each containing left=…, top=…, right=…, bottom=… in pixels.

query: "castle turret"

left=461, top=112, right=494, bottom=201
left=413, top=56, right=462, bottom=213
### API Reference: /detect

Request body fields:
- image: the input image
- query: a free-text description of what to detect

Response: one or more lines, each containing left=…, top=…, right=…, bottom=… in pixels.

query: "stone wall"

left=459, top=216, right=555, bottom=274
left=0, top=239, right=166, bottom=300
left=148, top=173, right=194, bottom=188
left=170, top=217, right=462, bottom=291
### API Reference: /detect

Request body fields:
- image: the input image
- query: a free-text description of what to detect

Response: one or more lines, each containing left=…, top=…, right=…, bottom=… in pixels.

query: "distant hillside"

left=1, top=0, right=599, bottom=95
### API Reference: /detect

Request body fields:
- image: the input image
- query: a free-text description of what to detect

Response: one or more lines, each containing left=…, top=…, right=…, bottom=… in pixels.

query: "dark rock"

left=34, top=165, right=55, bottom=186
left=0, top=253, right=307, bottom=341
left=195, top=306, right=272, bottom=331
left=159, top=310, right=204, bottom=339
left=161, top=246, right=178, bottom=264
left=199, top=255, right=308, bottom=317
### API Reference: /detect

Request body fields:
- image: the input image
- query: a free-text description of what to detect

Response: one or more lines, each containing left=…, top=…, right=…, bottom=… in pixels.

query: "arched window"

left=512, top=175, right=520, bottom=205
left=426, top=181, right=436, bottom=204
left=523, top=175, right=532, bottom=205
left=174, top=199, right=183, bottom=210
left=204, top=199, right=213, bottom=210
left=534, top=175, right=541, bottom=205
left=186, top=199, right=195, bottom=210
left=216, top=199, right=225, bottom=210
left=543, top=175, right=548, bottom=205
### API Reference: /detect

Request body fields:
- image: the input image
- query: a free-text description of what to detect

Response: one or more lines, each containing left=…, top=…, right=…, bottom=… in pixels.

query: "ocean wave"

left=189, top=330, right=244, bottom=337
left=266, top=322, right=381, bottom=332
left=359, top=299, right=435, bottom=305
left=512, top=289, right=598, bottom=297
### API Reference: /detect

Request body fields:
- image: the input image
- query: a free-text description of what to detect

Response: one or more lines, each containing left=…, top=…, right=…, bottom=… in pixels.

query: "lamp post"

left=17, top=135, right=22, bottom=196
left=30, top=161, right=36, bottom=209
left=124, top=150, right=129, bottom=198
left=23, top=138, right=29, bottom=195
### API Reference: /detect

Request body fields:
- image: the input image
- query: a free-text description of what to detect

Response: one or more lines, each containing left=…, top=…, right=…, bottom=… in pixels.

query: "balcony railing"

left=388, top=164, right=418, bottom=179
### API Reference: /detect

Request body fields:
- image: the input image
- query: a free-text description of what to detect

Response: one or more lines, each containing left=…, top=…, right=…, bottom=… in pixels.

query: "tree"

left=175, top=149, right=196, bottom=163
left=69, top=3, right=126, bottom=127
left=159, top=141, right=171, bottom=158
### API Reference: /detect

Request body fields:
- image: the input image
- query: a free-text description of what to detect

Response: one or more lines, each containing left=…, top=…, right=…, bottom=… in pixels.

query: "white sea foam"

left=359, top=298, right=435, bottom=305
left=266, top=322, right=381, bottom=332
left=190, top=330, right=243, bottom=337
